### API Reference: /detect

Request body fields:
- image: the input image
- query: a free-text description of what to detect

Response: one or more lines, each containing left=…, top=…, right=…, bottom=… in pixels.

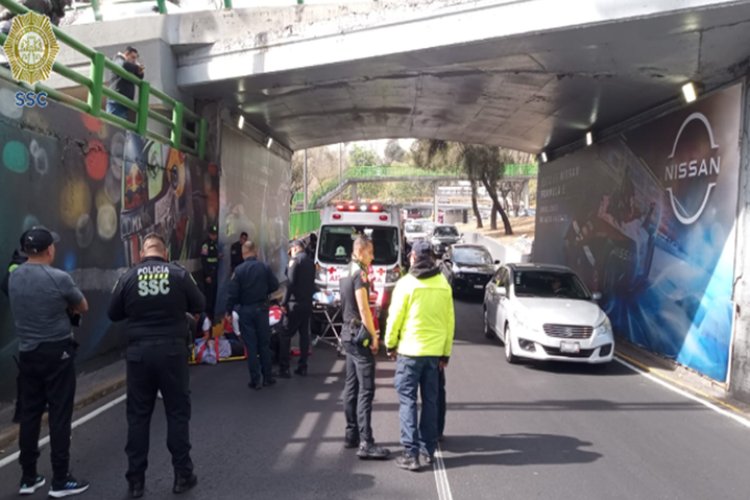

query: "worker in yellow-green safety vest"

left=2, top=248, right=27, bottom=297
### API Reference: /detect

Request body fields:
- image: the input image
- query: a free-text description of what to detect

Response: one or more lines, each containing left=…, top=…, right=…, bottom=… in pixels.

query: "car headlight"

left=593, top=316, right=612, bottom=338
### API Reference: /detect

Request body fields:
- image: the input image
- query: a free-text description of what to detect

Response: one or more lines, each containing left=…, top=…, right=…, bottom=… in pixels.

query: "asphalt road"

left=0, top=297, right=749, bottom=499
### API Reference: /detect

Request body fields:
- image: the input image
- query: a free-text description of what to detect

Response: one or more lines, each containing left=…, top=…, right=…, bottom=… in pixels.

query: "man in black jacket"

left=108, top=233, right=204, bottom=498
left=225, top=240, right=279, bottom=390
left=229, top=232, right=248, bottom=272
left=105, top=46, right=144, bottom=120
left=278, top=240, right=316, bottom=378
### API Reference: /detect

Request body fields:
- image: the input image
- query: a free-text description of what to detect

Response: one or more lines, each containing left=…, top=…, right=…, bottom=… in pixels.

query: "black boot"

left=173, top=473, right=197, bottom=494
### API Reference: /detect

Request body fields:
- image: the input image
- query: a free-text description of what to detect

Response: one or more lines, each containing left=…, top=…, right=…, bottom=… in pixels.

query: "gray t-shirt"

left=8, top=263, right=84, bottom=352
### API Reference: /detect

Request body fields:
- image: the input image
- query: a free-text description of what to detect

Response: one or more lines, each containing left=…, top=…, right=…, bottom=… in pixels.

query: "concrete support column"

left=194, top=99, right=223, bottom=164
left=730, top=82, right=750, bottom=399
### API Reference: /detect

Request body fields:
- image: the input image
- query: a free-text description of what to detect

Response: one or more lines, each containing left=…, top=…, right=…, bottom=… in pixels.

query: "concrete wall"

left=214, top=120, right=292, bottom=316
left=730, top=82, right=750, bottom=400
left=0, top=77, right=219, bottom=404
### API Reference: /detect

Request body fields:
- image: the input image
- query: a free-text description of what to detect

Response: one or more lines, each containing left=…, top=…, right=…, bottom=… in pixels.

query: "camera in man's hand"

left=67, top=309, right=82, bottom=327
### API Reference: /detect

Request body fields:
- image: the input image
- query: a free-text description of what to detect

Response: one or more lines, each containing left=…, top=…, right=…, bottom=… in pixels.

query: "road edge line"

left=0, top=394, right=127, bottom=470
left=615, top=356, right=750, bottom=429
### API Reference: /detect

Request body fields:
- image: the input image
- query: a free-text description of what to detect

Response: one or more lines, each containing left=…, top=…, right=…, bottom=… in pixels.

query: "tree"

left=291, top=146, right=339, bottom=208
left=420, top=140, right=523, bottom=234
left=384, top=139, right=406, bottom=165
left=349, top=145, right=381, bottom=167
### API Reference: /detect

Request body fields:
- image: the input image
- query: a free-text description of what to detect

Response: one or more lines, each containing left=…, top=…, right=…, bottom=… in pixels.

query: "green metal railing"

left=289, top=210, right=320, bottom=239
left=0, top=0, right=207, bottom=159
left=301, top=163, right=537, bottom=208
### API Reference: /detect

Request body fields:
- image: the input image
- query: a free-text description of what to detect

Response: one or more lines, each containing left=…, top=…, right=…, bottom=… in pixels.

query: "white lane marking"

left=615, top=358, right=750, bottom=429
left=433, top=444, right=454, bottom=500
left=0, top=394, right=127, bottom=469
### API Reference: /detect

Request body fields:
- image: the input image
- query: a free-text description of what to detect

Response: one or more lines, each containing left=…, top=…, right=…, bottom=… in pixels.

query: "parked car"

left=430, top=224, right=461, bottom=257
left=483, top=263, right=614, bottom=364
left=441, top=244, right=499, bottom=295
left=404, top=221, right=428, bottom=244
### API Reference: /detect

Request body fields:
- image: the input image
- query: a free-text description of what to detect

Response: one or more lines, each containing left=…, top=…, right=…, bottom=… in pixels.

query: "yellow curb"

left=616, top=352, right=746, bottom=416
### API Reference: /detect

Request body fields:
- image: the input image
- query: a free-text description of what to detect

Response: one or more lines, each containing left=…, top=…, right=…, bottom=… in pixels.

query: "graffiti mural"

left=534, top=83, right=742, bottom=381
left=0, top=78, right=219, bottom=402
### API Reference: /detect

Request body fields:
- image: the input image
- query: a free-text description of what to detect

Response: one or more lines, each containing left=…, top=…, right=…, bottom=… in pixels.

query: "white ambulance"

left=314, top=202, right=404, bottom=320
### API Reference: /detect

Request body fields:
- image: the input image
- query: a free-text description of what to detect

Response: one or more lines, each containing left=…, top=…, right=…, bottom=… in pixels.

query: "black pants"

left=438, top=368, right=446, bottom=438
left=343, top=341, right=375, bottom=445
left=17, top=339, right=77, bottom=481
left=204, top=274, right=218, bottom=319
left=279, top=305, right=311, bottom=372
left=125, top=340, right=193, bottom=483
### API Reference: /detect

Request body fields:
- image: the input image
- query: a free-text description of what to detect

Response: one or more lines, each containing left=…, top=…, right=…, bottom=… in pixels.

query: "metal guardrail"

left=299, top=163, right=536, bottom=207
left=0, top=0, right=207, bottom=158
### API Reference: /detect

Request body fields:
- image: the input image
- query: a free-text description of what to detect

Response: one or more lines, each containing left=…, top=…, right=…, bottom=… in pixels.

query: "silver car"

left=483, top=263, right=614, bottom=364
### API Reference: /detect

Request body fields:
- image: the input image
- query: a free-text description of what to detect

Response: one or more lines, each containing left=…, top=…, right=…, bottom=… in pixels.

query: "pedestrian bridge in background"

left=51, top=0, right=750, bottom=157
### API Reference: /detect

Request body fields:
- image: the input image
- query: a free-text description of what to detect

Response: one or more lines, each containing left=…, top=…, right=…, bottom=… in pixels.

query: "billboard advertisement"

left=534, top=83, right=742, bottom=381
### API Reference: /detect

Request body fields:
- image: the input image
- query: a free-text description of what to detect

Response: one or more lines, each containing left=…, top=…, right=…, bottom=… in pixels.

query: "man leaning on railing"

left=106, top=45, right=145, bottom=120
left=0, top=0, right=71, bottom=34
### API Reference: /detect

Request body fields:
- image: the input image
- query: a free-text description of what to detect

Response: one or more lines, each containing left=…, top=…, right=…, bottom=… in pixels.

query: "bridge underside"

left=176, top=1, right=750, bottom=153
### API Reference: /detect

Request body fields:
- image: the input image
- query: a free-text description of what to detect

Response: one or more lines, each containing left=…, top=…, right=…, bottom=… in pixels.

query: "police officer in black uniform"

left=230, top=232, right=248, bottom=272
left=108, top=233, right=205, bottom=499
left=200, top=225, right=220, bottom=320
left=278, top=240, right=316, bottom=378
left=226, top=240, right=279, bottom=390
left=340, top=235, right=390, bottom=460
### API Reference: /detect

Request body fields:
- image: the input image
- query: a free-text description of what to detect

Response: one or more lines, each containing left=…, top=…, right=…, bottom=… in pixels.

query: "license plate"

left=474, top=284, right=484, bottom=289
left=560, top=341, right=580, bottom=353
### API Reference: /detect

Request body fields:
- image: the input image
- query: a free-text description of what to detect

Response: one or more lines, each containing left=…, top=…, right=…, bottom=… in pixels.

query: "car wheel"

left=504, top=323, right=518, bottom=364
left=483, top=307, right=493, bottom=339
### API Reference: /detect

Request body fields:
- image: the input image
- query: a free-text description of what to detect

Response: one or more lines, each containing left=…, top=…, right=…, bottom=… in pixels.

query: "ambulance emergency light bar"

left=334, top=202, right=384, bottom=212
left=332, top=202, right=389, bottom=221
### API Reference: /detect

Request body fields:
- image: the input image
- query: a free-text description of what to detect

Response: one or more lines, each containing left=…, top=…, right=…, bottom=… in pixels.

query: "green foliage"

left=384, top=139, right=406, bottom=164
left=349, top=145, right=381, bottom=167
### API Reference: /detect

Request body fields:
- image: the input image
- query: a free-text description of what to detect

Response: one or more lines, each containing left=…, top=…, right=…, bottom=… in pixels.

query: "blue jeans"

left=106, top=100, right=129, bottom=119
left=238, top=305, right=273, bottom=385
left=394, top=355, right=440, bottom=456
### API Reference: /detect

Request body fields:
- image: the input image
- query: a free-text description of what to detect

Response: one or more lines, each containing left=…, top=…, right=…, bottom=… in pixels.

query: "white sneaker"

left=19, top=474, right=45, bottom=495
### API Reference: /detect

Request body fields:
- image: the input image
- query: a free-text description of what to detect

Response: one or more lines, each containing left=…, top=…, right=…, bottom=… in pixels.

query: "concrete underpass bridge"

left=3, top=0, right=750, bottom=400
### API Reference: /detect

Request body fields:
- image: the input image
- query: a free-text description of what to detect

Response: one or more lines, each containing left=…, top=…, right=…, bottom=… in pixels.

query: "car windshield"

left=452, top=247, right=492, bottom=265
left=317, top=225, right=399, bottom=265
left=405, top=223, right=423, bottom=233
left=434, top=226, right=458, bottom=237
left=512, top=271, right=591, bottom=300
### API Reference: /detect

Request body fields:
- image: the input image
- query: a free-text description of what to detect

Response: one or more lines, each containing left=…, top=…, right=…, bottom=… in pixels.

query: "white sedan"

left=483, top=263, right=614, bottom=364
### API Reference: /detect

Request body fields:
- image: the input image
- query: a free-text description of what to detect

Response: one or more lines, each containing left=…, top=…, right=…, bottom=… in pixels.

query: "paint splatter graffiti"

left=0, top=78, right=219, bottom=402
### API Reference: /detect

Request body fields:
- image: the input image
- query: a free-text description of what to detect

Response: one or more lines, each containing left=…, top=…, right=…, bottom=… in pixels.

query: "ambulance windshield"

left=318, top=225, right=399, bottom=265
